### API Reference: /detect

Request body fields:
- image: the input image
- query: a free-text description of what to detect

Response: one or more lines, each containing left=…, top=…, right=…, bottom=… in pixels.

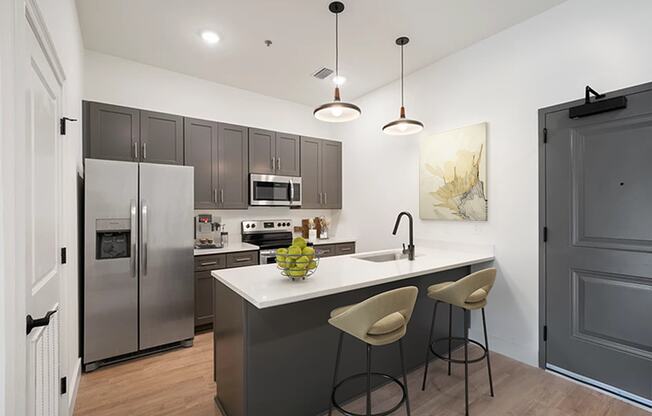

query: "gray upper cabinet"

left=140, top=110, right=184, bottom=165
left=184, top=117, right=219, bottom=209
left=217, top=123, right=248, bottom=209
left=275, top=133, right=300, bottom=176
left=300, top=137, right=322, bottom=209
left=184, top=119, right=249, bottom=209
left=300, top=137, right=342, bottom=209
left=321, top=140, right=342, bottom=209
left=249, top=129, right=301, bottom=176
left=87, top=101, right=183, bottom=165
left=88, top=102, right=140, bottom=162
left=249, top=128, right=276, bottom=174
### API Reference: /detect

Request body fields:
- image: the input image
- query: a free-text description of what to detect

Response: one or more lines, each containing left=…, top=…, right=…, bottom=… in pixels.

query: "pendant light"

left=314, top=2, right=361, bottom=123
left=383, top=37, right=424, bottom=135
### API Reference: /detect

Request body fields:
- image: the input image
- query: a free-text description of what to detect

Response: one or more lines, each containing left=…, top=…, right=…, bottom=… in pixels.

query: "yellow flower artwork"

left=419, top=122, right=487, bottom=221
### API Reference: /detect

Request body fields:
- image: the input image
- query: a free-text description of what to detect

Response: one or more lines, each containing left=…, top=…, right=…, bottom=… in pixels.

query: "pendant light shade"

left=314, top=2, right=361, bottom=123
left=383, top=37, right=423, bottom=135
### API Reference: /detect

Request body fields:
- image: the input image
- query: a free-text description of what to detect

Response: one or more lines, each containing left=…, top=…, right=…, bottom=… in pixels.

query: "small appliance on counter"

left=195, top=214, right=223, bottom=249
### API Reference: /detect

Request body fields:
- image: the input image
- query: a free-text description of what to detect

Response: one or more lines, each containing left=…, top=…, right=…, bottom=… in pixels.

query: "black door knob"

left=26, top=310, right=56, bottom=335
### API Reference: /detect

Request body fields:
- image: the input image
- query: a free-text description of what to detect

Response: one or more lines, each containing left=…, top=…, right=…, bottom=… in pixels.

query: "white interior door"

left=24, top=15, right=63, bottom=416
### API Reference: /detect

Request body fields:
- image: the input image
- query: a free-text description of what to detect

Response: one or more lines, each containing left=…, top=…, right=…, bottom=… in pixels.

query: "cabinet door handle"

left=213, top=189, right=218, bottom=203
left=277, top=157, right=281, bottom=171
left=234, top=256, right=251, bottom=262
left=220, top=189, right=224, bottom=204
left=142, top=143, right=147, bottom=160
left=271, top=157, right=275, bottom=170
left=200, top=261, right=218, bottom=266
left=319, top=192, right=323, bottom=204
left=324, top=192, right=328, bottom=205
left=340, top=247, right=352, bottom=252
left=133, top=142, right=139, bottom=160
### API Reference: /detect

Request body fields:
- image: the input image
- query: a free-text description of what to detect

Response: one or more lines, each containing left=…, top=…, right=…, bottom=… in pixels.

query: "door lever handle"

left=26, top=310, right=56, bottom=335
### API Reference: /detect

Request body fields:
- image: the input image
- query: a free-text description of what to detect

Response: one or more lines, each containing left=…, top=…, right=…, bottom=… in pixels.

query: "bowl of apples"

left=276, top=237, right=319, bottom=281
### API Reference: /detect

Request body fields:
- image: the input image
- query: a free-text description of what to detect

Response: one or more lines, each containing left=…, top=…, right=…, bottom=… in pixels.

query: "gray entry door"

left=139, top=163, right=195, bottom=349
left=544, top=85, right=652, bottom=405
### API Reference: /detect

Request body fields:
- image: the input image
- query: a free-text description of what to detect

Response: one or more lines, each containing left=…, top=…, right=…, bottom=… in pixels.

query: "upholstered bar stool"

left=421, top=268, right=496, bottom=416
left=327, top=286, right=419, bottom=416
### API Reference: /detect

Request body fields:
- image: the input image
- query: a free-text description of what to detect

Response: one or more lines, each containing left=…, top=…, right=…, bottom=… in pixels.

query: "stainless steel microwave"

left=250, top=174, right=302, bottom=206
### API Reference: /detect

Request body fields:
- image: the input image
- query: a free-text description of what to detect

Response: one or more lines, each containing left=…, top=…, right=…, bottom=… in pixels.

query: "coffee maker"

left=194, top=214, right=223, bottom=249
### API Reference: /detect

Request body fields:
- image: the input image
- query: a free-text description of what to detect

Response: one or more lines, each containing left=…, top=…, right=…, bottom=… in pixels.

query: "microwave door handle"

left=130, top=200, right=138, bottom=278
left=289, top=179, right=294, bottom=203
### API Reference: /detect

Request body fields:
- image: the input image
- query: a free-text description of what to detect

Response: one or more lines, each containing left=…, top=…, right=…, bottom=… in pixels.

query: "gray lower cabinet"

left=300, top=137, right=342, bottom=209
left=88, top=101, right=140, bottom=162
left=139, top=110, right=184, bottom=165
left=194, top=251, right=259, bottom=330
left=184, top=119, right=249, bottom=209
left=86, top=101, right=183, bottom=165
left=249, top=129, right=300, bottom=176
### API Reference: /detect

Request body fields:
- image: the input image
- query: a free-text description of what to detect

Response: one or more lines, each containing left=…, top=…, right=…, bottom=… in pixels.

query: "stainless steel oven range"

left=241, top=219, right=294, bottom=264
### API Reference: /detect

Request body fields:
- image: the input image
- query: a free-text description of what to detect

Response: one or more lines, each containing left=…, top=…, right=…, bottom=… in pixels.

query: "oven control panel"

left=242, top=219, right=293, bottom=234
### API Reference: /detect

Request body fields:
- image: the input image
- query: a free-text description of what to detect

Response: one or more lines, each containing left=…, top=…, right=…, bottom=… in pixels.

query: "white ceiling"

left=76, top=0, right=565, bottom=106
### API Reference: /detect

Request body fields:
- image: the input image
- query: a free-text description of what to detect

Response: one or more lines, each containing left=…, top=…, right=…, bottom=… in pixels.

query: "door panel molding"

left=571, top=268, right=652, bottom=360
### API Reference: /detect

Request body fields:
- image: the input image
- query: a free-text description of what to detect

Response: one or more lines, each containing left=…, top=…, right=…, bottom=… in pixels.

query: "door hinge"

left=543, top=227, right=548, bottom=242
left=543, top=325, right=548, bottom=342
left=60, top=247, right=67, bottom=264
left=542, top=128, right=548, bottom=143
left=60, top=376, right=67, bottom=395
left=59, top=117, right=78, bottom=135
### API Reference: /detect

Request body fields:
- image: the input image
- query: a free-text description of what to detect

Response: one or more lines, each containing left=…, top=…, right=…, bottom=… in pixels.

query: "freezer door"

left=84, top=159, right=139, bottom=363
left=139, top=163, right=194, bottom=349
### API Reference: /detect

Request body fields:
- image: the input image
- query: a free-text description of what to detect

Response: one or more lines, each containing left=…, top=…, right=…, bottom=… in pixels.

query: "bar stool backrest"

left=433, top=268, right=496, bottom=307
left=328, top=286, right=418, bottom=343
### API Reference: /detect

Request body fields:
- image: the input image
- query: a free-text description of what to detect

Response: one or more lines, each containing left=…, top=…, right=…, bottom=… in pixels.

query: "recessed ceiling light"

left=332, top=75, right=346, bottom=86
left=200, top=30, right=220, bottom=45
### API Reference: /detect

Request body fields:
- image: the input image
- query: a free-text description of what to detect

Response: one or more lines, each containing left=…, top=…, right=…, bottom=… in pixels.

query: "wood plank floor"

left=74, top=331, right=648, bottom=416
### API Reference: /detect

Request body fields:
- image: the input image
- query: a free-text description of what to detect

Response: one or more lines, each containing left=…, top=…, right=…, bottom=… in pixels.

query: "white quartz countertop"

left=310, top=237, right=356, bottom=246
left=194, top=242, right=259, bottom=256
left=211, top=245, right=494, bottom=309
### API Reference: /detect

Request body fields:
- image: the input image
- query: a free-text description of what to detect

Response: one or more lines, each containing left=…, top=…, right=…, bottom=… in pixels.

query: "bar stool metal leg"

left=366, top=344, right=373, bottom=416
left=399, top=339, right=411, bottom=416
left=448, top=304, right=453, bottom=376
left=482, top=308, right=494, bottom=397
left=421, top=301, right=438, bottom=391
left=329, top=331, right=344, bottom=416
left=463, top=310, right=469, bottom=416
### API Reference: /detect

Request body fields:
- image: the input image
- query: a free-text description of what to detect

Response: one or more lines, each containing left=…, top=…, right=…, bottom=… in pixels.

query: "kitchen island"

left=211, top=244, right=494, bottom=416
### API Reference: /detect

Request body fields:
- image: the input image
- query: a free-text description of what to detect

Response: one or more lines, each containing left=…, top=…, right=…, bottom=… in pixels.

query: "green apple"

left=288, top=245, right=302, bottom=256
left=302, top=246, right=315, bottom=259
left=295, top=256, right=310, bottom=269
left=292, top=237, right=307, bottom=249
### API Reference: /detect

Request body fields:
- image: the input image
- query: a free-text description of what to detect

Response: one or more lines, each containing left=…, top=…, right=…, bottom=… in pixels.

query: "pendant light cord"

left=400, top=43, right=404, bottom=108
left=335, top=13, right=339, bottom=77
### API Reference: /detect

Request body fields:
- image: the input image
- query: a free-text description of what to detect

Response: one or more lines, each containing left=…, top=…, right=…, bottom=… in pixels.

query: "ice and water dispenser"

left=95, top=219, right=131, bottom=260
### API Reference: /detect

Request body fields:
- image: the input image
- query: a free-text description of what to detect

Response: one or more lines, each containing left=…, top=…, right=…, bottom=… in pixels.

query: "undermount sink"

left=354, top=252, right=418, bottom=263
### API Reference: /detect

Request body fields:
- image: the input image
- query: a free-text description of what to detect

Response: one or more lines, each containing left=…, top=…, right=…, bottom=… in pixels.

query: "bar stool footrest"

left=429, top=336, right=488, bottom=364
left=332, top=372, right=407, bottom=416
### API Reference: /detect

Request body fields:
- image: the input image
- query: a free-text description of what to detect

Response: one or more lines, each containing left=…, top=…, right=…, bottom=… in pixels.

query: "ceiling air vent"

left=312, top=67, right=334, bottom=80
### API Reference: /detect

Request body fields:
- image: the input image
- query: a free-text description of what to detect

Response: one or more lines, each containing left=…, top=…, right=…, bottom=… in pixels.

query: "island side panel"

left=214, top=280, right=248, bottom=416
left=244, top=266, right=470, bottom=416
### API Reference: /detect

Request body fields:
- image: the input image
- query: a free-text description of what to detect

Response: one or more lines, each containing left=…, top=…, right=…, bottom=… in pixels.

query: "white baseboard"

left=67, top=358, right=81, bottom=416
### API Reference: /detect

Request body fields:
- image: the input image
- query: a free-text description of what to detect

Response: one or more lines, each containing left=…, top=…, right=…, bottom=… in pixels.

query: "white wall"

left=335, top=0, right=652, bottom=366
left=84, top=50, right=334, bottom=140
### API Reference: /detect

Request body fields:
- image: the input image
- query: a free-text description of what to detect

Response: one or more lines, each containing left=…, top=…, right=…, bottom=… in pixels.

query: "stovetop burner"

left=241, top=219, right=293, bottom=249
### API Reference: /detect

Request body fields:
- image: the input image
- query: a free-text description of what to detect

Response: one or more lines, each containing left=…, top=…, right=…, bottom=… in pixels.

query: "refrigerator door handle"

left=141, top=200, right=148, bottom=276
left=130, top=199, right=138, bottom=278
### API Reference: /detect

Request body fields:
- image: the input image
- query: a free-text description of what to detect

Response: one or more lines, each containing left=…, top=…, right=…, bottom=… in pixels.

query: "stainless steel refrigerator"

left=83, top=159, right=194, bottom=371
